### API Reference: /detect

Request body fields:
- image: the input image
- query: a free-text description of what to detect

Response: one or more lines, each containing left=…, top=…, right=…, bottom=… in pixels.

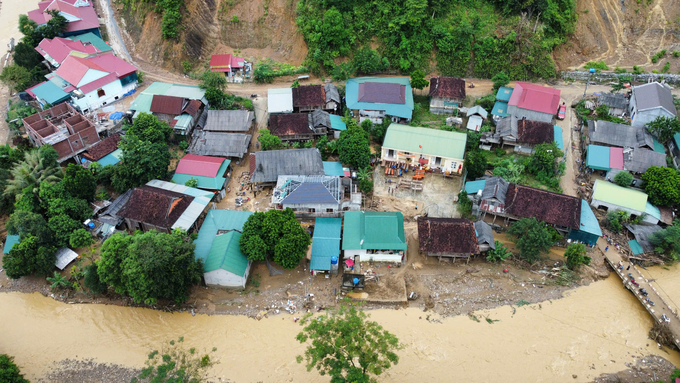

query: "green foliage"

left=351, top=47, right=389, bottom=75
left=457, top=191, right=473, bottom=219
left=337, top=120, right=371, bottom=169
left=613, top=170, right=634, bottom=187
left=6, top=210, right=52, bottom=243
left=583, top=60, right=609, bottom=71
left=0, top=354, right=29, bottom=383
left=648, top=221, right=680, bottom=260
left=475, top=94, right=496, bottom=114
left=126, top=113, right=173, bottom=143
left=199, top=70, right=227, bottom=91
left=157, top=0, right=183, bottom=39
left=184, top=178, right=198, bottom=187
left=359, top=178, right=374, bottom=194
left=465, top=150, right=487, bottom=179
left=98, top=231, right=202, bottom=305
left=0, top=64, right=34, bottom=93
left=662, top=61, right=671, bottom=73
left=291, top=79, right=300, bottom=88
left=296, top=301, right=401, bottom=382
left=62, top=164, right=97, bottom=202
left=5, top=100, right=35, bottom=130
left=613, top=66, right=627, bottom=73
left=253, top=63, right=275, bottom=84
left=136, top=71, right=145, bottom=84
left=491, top=71, right=509, bottom=91
left=651, top=49, right=667, bottom=63
left=112, top=136, right=170, bottom=193
left=564, top=243, right=591, bottom=270
left=410, top=69, right=429, bottom=92
left=254, top=61, right=308, bottom=84
left=316, top=135, right=329, bottom=160
left=231, top=14, right=239, bottom=23
left=371, top=119, right=390, bottom=144
left=84, top=263, right=108, bottom=295
left=48, top=214, right=82, bottom=248
left=181, top=60, right=192, bottom=74
left=46, top=270, right=70, bottom=290
left=133, top=338, right=215, bottom=383
left=507, top=218, right=552, bottom=264
left=632, top=65, right=644, bottom=74
left=258, top=129, right=282, bottom=151
left=528, top=142, right=563, bottom=177
left=179, top=140, right=189, bottom=151
left=239, top=209, right=311, bottom=269
left=642, top=166, right=680, bottom=206
left=492, top=158, right=524, bottom=183
left=3, top=235, right=57, bottom=279
left=205, top=87, right=253, bottom=110
left=646, top=116, right=680, bottom=145
left=606, top=211, right=630, bottom=234
left=70, top=228, right=94, bottom=248
left=3, top=148, right=62, bottom=204
left=486, top=241, right=512, bottom=262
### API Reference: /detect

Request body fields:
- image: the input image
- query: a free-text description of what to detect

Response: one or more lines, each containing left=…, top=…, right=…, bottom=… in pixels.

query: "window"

left=115, top=96, right=119, bottom=100
left=97, top=88, right=106, bottom=98
left=326, top=209, right=334, bottom=213
left=308, top=208, right=315, bottom=213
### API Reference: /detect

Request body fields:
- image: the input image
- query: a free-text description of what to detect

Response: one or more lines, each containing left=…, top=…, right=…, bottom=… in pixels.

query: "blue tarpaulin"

left=109, top=112, right=124, bottom=120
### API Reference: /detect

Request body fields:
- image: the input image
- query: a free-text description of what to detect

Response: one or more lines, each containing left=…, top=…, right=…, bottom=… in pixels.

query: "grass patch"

left=583, top=60, right=609, bottom=72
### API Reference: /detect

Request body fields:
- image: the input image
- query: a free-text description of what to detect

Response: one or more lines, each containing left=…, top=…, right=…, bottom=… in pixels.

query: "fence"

left=561, top=71, right=680, bottom=84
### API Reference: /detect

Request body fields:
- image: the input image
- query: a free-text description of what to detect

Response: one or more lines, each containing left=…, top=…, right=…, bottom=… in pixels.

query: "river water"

left=1, top=275, right=678, bottom=382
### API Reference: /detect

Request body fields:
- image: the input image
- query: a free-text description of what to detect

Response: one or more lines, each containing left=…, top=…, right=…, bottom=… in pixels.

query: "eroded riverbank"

left=1, top=275, right=678, bottom=382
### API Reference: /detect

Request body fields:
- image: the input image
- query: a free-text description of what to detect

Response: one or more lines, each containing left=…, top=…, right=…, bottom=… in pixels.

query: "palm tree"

left=3, top=149, right=62, bottom=201
left=46, top=271, right=70, bottom=291
left=357, top=167, right=372, bottom=182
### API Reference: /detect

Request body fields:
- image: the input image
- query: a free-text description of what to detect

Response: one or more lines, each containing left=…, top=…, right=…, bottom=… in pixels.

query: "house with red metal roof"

left=28, top=0, right=101, bottom=37
left=171, top=154, right=231, bottom=196
left=507, top=81, right=561, bottom=123
left=149, top=95, right=205, bottom=135
left=35, top=36, right=100, bottom=68
left=209, top=54, right=250, bottom=82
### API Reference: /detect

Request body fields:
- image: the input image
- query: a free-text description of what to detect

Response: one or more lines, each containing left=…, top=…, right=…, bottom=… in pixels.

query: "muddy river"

left=1, top=275, right=679, bottom=382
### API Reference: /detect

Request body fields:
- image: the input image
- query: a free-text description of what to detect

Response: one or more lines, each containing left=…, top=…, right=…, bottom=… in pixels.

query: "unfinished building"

left=270, top=175, right=361, bottom=217
left=23, top=103, right=100, bottom=162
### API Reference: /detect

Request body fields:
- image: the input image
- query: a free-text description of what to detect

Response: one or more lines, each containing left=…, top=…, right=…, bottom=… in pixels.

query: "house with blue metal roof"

left=568, top=200, right=603, bottom=246
left=492, top=86, right=513, bottom=123
left=464, top=179, right=486, bottom=197
left=310, top=217, right=342, bottom=274
left=3, top=235, right=20, bottom=255
left=346, top=77, right=414, bottom=124
left=194, top=210, right=253, bottom=288
left=25, top=81, right=71, bottom=108
left=323, top=161, right=345, bottom=177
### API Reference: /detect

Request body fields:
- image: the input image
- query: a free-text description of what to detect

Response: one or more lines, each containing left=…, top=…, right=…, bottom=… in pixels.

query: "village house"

left=309, top=217, right=342, bottom=275
left=117, top=179, right=213, bottom=233
left=23, top=103, right=100, bottom=162
left=28, top=0, right=100, bottom=38
left=82, top=132, right=122, bottom=166
left=588, top=120, right=658, bottom=150
left=308, top=109, right=347, bottom=139
left=292, top=84, right=341, bottom=113
left=466, top=105, right=488, bottom=132
left=171, top=154, right=231, bottom=200
left=481, top=116, right=562, bottom=153
left=4, top=234, right=79, bottom=271
left=590, top=180, right=660, bottom=225
left=249, top=148, right=325, bottom=186
left=492, top=86, right=513, bottom=123
left=209, top=54, right=249, bottom=82
left=507, top=81, right=561, bottom=123
left=428, top=76, right=466, bottom=115
left=268, top=113, right=326, bottom=141
left=475, top=220, right=496, bottom=251
left=189, top=110, right=253, bottom=159
left=34, top=36, right=101, bottom=69
left=270, top=175, right=361, bottom=217
left=668, top=133, right=680, bottom=168
left=623, top=147, right=667, bottom=174
left=68, top=32, right=112, bottom=53
left=149, top=95, right=205, bottom=135
left=629, top=82, right=677, bottom=128
left=381, top=124, right=467, bottom=175
left=194, top=210, right=253, bottom=288
left=417, top=218, right=485, bottom=261
left=130, top=81, right=206, bottom=121
left=597, top=93, right=629, bottom=117
left=268, top=88, right=294, bottom=114
left=345, top=77, right=414, bottom=124
left=626, top=224, right=662, bottom=256
left=342, top=211, right=407, bottom=264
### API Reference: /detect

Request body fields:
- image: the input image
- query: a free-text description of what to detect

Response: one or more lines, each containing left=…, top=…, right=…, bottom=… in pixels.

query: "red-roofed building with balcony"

left=507, top=81, right=561, bottom=123
left=28, top=0, right=101, bottom=38
left=209, top=54, right=250, bottom=82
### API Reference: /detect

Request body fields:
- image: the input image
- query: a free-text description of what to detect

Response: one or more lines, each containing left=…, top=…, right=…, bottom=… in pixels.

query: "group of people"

left=603, top=234, right=621, bottom=252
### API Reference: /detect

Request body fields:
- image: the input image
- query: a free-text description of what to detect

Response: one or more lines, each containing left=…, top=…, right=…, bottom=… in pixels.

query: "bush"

left=258, top=129, right=282, bottom=151
left=633, top=65, right=644, bottom=74
left=614, top=171, right=633, bottom=187
left=662, top=62, right=671, bottom=73
left=185, top=178, right=198, bottom=187
left=613, top=66, right=627, bottom=73
left=182, top=60, right=192, bottom=74
left=84, top=263, right=107, bottom=295
left=69, top=228, right=94, bottom=248
left=583, top=61, right=609, bottom=71
left=564, top=243, right=591, bottom=270
left=359, top=178, right=373, bottom=194
left=457, top=191, right=472, bottom=219
left=651, top=49, right=667, bottom=63
left=486, top=241, right=511, bottom=262
left=673, top=51, right=680, bottom=58
left=507, top=218, right=553, bottom=264
left=0, top=354, right=29, bottom=383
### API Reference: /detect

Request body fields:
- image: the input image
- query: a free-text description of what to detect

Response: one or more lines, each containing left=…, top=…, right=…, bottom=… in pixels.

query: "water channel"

left=1, top=274, right=679, bottom=382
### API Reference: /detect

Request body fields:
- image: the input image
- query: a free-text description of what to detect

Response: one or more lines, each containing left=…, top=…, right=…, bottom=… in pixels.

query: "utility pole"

left=583, top=68, right=596, bottom=98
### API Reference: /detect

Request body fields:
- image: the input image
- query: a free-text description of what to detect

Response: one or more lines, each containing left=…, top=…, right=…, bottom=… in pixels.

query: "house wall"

left=343, top=248, right=404, bottom=263
left=204, top=268, right=248, bottom=289
left=507, top=105, right=554, bottom=123
left=77, top=69, right=109, bottom=88
left=74, top=80, right=136, bottom=113
left=62, top=28, right=101, bottom=38
left=381, top=146, right=464, bottom=174
left=590, top=199, right=644, bottom=219
left=124, top=218, right=170, bottom=234
left=669, top=140, right=680, bottom=168
left=631, top=107, right=675, bottom=128
left=282, top=203, right=340, bottom=215
left=430, top=96, right=463, bottom=115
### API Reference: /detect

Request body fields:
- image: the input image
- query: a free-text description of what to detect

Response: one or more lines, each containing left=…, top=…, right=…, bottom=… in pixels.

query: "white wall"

left=631, top=107, right=675, bottom=128
left=74, top=80, right=137, bottom=112
left=343, top=248, right=403, bottom=263
left=381, top=146, right=463, bottom=173
left=204, top=269, right=247, bottom=289
left=590, top=199, right=646, bottom=220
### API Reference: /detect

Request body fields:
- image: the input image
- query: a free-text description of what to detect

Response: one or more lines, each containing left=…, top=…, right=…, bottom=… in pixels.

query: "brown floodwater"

left=1, top=275, right=679, bottom=382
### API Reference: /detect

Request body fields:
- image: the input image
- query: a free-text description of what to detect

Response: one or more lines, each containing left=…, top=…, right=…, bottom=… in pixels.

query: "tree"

left=564, top=243, right=591, bottom=270
left=199, top=70, right=227, bottom=91
left=491, top=71, right=509, bottom=91
left=465, top=150, right=487, bottom=179
left=370, top=119, right=389, bottom=143
left=3, top=148, right=62, bottom=202
left=46, top=271, right=70, bottom=290
left=84, top=263, right=108, bottom=295
left=316, top=135, right=329, bottom=160
left=351, top=47, right=389, bottom=75
left=360, top=119, right=373, bottom=135
left=0, top=64, right=33, bottom=93
left=507, top=218, right=553, bottom=264
left=359, top=178, right=374, bottom=194
left=486, top=241, right=512, bottom=262
left=125, top=113, right=173, bottom=144
left=528, top=142, right=562, bottom=177
left=338, top=123, right=371, bottom=169
left=254, top=63, right=275, bottom=84
left=13, top=41, right=43, bottom=70
left=291, top=79, right=300, bottom=88
left=46, top=196, right=91, bottom=221
left=649, top=220, right=680, bottom=260
left=257, top=129, right=282, bottom=151
left=296, top=301, right=401, bottom=382
left=409, top=69, right=428, bottom=94
left=48, top=214, right=82, bottom=248
left=98, top=231, right=202, bottom=305
left=6, top=210, right=52, bottom=243
left=3, top=235, right=57, bottom=279
left=0, top=354, right=29, bottom=383
left=239, top=209, right=311, bottom=269
left=132, top=337, right=215, bottom=383
left=70, top=228, right=94, bottom=248
left=112, top=137, right=171, bottom=193
left=6, top=100, right=36, bottom=130
left=62, top=163, right=97, bottom=202
left=613, top=170, right=633, bottom=187
left=457, top=191, right=472, bottom=219
left=647, top=116, right=680, bottom=145
left=641, top=166, right=680, bottom=206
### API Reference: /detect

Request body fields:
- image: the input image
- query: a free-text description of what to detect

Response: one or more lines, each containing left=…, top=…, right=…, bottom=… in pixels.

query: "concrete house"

left=209, top=54, right=248, bottom=82
left=345, top=77, right=414, bottom=124
left=23, top=103, right=100, bottom=162
left=590, top=180, right=659, bottom=225
left=507, top=81, right=560, bottom=123
left=130, top=81, right=207, bottom=121
left=270, top=175, right=361, bottom=217
left=249, top=148, right=325, bottom=186
left=629, top=82, right=677, bottom=128
left=268, top=88, right=294, bottom=114
left=428, top=76, right=465, bottom=114
left=28, top=0, right=100, bottom=37
left=35, top=36, right=101, bottom=69
left=417, top=218, right=480, bottom=260
left=309, top=217, right=342, bottom=274
left=381, top=124, right=467, bottom=175
left=194, top=210, right=253, bottom=288
left=189, top=110, right=253, bottom=159
left=342, top=211, right=407, bottom=264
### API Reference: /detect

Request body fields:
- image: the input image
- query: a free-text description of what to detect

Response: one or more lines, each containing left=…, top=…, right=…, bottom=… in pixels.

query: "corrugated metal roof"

left=3, top=235, right=20, bottom=255
left=383, top=124, right=467, bottom=160
left=467, top=115, right=483, bottom=132
left=586, top=145, right=610, bottom=171
left=329, top=114, right=346, bottom=131
left=267, top=88, right=294, bottom=114
left=189, top=131, right=251, bottom=158
left=172, top=158, right=230, bottom=190
left=323, top=161, right=345, bottom=177
left=194, top=209, right=253, bottom=267
left=28, top=81, right=70, bottom=105
left=466, top=105, right=488, bottom=119
left=554, top=126, right=563, bottom=150
left=626, top=224, right=662, bottom=253
left=645, top=202, right=661, bottom=220
left=69, top=32, right=113, bottom=52
left=173, top=114, right=194, bottom=132
left=175, top=154, right=226, bottom=178
left=310, top=218, right=341, bottom=271
left=464, top=179, right=486, bottom=195
left=592, top=180, right=648, bottom=211
left=282, top=183, right=337, bottom=205
left=578, top=199, right=602, bottom=237
left=144, top=179, right=214, bottom=230
left=55, top=247, right=78, bottom=270
left=250, top=149, right=324, bottom=183
left=97, top=148, right=122, bottom=166
left=508, top=82, right=560, bottom=115
left=474, top=221, right=495, bottom=249
left=632, top=82, right=677, bottom=115
left=495, top=86, right=513, bottom=102
left=204, top=110, right=253, bottom=132
left=610, top=147, right=624, bottom=169
left=346, top=77, right=414, bottom=119
left=628, top=240, right=644, bottom=255
left=491, top=101, right=509, bottom=117
left=130, top=82, right=204, bottom=114
left=203, top=231, right=249, bottom=275
left=342, top=211, right=407, bottom=251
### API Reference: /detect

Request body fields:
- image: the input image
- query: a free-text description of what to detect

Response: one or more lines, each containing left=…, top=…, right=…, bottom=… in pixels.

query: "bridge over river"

left=600, top=238, right=680, bottom=349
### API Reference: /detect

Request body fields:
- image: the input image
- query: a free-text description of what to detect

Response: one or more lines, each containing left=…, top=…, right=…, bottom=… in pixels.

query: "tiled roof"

left=117, top=186, right=194, bottom=229
left=429, top=76, right=465, bottom=99
left=417, top=217, right=479, bottom=255
left=505, top=184, right=581, bottom=229
left=83, top=133, right=122, bottom=161
left=268, top=113, right=311, bottom=136
left=292, top=85, right=325, bottom=108
left=517, top=119, right=554, bottom=145
left=150, top=95, right=185, bottom=115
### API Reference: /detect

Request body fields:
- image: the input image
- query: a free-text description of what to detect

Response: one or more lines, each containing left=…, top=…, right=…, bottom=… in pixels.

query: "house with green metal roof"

left=342, top=211, right=407, bottom=264
left=590, top=180, right=654, bottom=223
left=194, top=209, right=253, bottom=288
left=381, top=124, right=467, bottom=175
left=345, top=77, right=414, bottom=123
left=25, top=81, right=71, bottom=108
left=69, top=33, right=113, bottom=53
left=3, top=235, right=20, bottom=255
left=310, top=218, right=342, bottom=273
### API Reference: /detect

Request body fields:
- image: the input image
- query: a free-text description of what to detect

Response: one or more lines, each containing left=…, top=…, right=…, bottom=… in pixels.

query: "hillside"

left=114, top=0, right=680, bottom=77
